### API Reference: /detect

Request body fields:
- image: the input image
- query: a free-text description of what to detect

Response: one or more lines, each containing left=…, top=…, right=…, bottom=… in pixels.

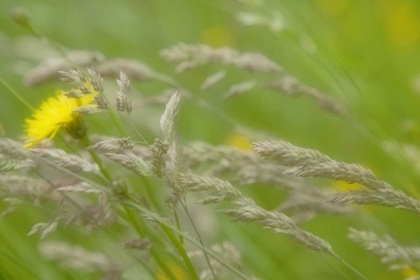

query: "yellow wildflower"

left=402, top=266, right=420, bottom=279
left=156, top=261, right=188, bottom=280
left=225, top=132, right=252, bottom=151
left=382, top=2, right=420, bottom=48
left=23, top=90, right=95, bottom=148
left=333, top=180, right=362, bottom=191
left=201, top=25, right=234, bottom=47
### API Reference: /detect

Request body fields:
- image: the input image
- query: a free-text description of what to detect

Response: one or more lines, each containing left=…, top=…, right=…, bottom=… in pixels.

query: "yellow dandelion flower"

left=23, top=90, right=96, bottom=148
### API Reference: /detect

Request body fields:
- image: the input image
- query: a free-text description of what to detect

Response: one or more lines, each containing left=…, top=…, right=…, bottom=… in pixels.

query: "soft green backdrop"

left=1, top=0, right=420, bottom=279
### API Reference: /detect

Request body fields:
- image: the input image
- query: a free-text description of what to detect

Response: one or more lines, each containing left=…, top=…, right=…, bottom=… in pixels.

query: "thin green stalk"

left=32, top=154, right=110, bottom=194
left=127, top=201, right=251, bottom=280
left=75, top=136, right=179, bottom=279
left=173, top=207, right=184, bottom=245
left=139, top=177, right=162, bottom=211
left=121, top=187, right=195, bottom=279
left=32, top=168, right=82, bottom=210
left=321, top=254, right=353, bottom=280
left=123, top=204, right=178, bottom=280
left=180, top=198, right=216, bottom=279
left=81, top=135, right=112, bottom=182
left=34, top=155, right=249, bottom=279
left=159, top=223, right=200, bottom=280
left=329, top=251, right=368, bottom=280
left=127, top=114, right=150, bottom=146
left=109, top=110, right=126, bottom=137
left=0, top=77, right=34, bottom=111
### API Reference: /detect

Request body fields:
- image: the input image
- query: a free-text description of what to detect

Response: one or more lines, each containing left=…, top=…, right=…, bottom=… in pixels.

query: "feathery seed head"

left=116, top=71, right=132, bottom=113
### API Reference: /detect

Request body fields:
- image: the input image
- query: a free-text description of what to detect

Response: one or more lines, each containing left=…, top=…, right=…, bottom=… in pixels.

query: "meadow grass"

left=1, top=0, right=420, bottom=279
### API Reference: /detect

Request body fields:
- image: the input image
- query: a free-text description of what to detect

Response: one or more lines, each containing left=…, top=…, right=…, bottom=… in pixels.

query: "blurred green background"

left=1, top=0, right=420, bottom=279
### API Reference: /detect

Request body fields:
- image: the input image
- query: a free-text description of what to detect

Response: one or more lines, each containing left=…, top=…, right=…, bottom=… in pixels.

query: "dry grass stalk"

left=0, top=156, right=34, bottom=171
left=65, top=193, right=116, bottom=230
left=263, top=76, right=345, bottom=116
left=161, top=43, right=283, bottom=73
left=0, top=137, right=31, bottom=159
left=73, top=105, right=103, bottom=115
left=184, top=142, right=257, bottom=168
left=254, top=140, right=420, bottom=214
left=189, top=242, right=242, bottom=280
left=201, top=70, right=226, bottom=92
left=180, top=173, right=333, bottom=254
left=149, top=138, right=169, bottom=178
left=279, top=189, right=352, bottom=223
left=116, top=71, right=133, bottom=113
left=349, top=228, right=420, bottom=273
left=105, top=152, right=150, bottom=176
left=25, top=51, right=105, bottom=87
left=223, top=81, right=257, bottom=100
left=120, top=239, right=152, bottom=251
left=32, top=148, right=100, bottom=174
left=28, top=219, right=59, bottom=240
left=160, top=92, right=181, bottom=141
left=236, top=11, right=284, bottom=32
left=87, top=137, right=134, bottom=153
left=0, top=198, right=22, bottom=218
left=39, top=241, right=121, bottom=279
left=0, top=174, right=57, bottom=203
left=183, top=142, right=351, bottom=221
left=95, top=58, right=160, bottom=82
left=56, top=182, right=103, bottom=194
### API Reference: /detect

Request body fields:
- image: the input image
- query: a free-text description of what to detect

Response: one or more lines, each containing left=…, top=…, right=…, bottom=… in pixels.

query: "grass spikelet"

left=160, top=92, right=181, bottom=141
left=33, top=148, right=100, bottom=174
left=25, top=51, right=105, bottom=87
left=201, top=70, right=226, bottom=92
left=0, top=155, right=34, bottom=171
left=326, top=188, right=420, bottom=214
left=223, top=81, right=257, bottom=100
left=56, top=182, right=103, bottom=194
left=116, top=71, right=133, bottom=113
left=120, top=239, right=152, bottom=250
left=0, top=198, right=22, bottom=218
left=72, top=105, right=102, bottom=115
left=87, top=68, right=103, bottom=93
left=169, top=133, right=188, bottom=174
left=254, top=139, right=420, bottom=214
left=184, top=142, right=257, bottom=168
left=180, top=173, right=333, bottom=254
left=95, top=58, right=157, bottom=82
left=105, top=152, right=150, bottom=176
left=190, top=242, right=242, bottom=278
left=161, top=43, right=282, bottom=73
left=87, top=137, right=134, bottom=153
left=263, top=76, right=345, bottom=116
left=0, top=137, right=30, bottom=159
left=149, top=138, right=169, bottom=178
left=349, top=228, right=420, bottom=272
left=253, top=140, right=330, bottom=166
left=59, top=69, right=87, bottom=85
left=28, top=220, right=59, bottom=240
left=38, top=241, right=121, bottom=278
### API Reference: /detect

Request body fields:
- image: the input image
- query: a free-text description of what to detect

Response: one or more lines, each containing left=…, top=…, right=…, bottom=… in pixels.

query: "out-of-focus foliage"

left=1, top=0, right=420, bottom=279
